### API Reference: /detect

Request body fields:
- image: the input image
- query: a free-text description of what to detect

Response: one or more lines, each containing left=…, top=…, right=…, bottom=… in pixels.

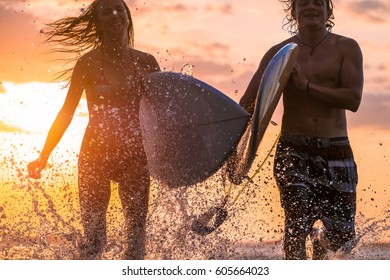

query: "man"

left=239, top=0, right=363, bottom=259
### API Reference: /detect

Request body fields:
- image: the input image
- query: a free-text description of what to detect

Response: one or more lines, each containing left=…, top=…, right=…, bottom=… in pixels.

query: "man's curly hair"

left=279, top=0, right=335, bottom=35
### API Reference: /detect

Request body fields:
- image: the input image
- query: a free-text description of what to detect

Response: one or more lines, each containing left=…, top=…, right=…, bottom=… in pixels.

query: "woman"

left=28, top=0, right=160, bottom=259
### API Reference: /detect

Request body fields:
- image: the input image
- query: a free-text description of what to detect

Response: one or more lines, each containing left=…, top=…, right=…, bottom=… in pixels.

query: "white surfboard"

left=140, top=72, right=250, bottom=187
left=228, top=42, right=299, bottom=184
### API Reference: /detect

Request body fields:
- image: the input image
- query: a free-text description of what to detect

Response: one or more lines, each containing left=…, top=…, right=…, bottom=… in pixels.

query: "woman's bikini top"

left=93, top=49, right=140, bottom=100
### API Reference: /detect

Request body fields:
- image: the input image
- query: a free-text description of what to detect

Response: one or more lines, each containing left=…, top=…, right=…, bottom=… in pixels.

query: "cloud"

left=136, top=1, right=233, bottom=15
left=0, top=120, right=22, bottom=133
left=377, top=64, right=387, bottom=71
left=0, top=6, right=56, bottom=83
left=0, top=0, right=97, bottom=24
left=346, top=0, right=390, bottom=23
left=348, top=93, right=390, bottom=130
left=0, top=82, right=5, bottom=93
left=190, top=58, right=231, bottom=78
left=178, top=56, right=258, bottom=101
left=135, top=3, right=188, bottom=14
left=184, top=41, right=230, bottom=58
left=205, top=3, right=233, bottom=14
left=363, top=62, right=390, bottom=95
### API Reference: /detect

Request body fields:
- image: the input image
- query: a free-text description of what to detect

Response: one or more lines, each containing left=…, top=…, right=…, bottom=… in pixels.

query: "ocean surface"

left=0, top=83, right=389, bottom=260
left=0, top=131, right=389, bottom=260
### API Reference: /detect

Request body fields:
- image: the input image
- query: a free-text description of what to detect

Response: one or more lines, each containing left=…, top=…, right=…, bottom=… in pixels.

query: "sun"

left=0, top=81, right=88, bottom=164
left=0, top=82, right=88, bottom=134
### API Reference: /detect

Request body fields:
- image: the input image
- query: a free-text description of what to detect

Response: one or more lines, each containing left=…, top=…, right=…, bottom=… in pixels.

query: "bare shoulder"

left=262, top=38, right=296, bottom=66
left=68, top=50, right=102, bottom=88
left=331, top=33, right=362, bottom=53
left=75, top=49, right=100, bottom=71
left=130, top=48, right=160, bottom=73
left=274, top=38, right=296, bottom=51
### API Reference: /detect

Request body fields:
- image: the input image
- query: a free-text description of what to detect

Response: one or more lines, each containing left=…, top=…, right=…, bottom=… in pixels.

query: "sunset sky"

left=0, top=0, right=389, bottom=237
left=0, top=0, right=389, bottom=122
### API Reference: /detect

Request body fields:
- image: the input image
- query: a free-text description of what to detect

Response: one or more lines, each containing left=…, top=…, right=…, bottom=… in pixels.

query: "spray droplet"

left=180, top=63, right=193, bottom=76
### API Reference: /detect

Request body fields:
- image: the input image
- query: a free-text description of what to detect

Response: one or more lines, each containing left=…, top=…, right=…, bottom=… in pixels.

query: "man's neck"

left=297, top=27, right=328, bottom=46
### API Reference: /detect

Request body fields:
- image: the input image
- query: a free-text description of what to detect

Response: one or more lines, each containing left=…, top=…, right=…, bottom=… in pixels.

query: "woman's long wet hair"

left=44, top=0, right=134, bottom=81
left=279, top=0, right=335, bottom=35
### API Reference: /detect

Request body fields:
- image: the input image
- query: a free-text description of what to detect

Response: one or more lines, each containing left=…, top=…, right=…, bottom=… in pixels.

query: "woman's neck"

left=101, top=36, right=129, bottom=57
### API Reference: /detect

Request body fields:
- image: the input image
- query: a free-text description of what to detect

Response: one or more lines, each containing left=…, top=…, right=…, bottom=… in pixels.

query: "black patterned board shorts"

left=274, top=133, right=358, bottom=250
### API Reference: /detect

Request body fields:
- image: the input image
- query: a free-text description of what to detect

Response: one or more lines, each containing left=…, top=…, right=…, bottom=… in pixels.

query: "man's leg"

left=282, top=184, right=315, bottom=260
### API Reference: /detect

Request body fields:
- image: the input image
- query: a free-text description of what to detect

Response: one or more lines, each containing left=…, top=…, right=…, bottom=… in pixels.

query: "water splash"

left=180, top=63, right=194, bottom=77
left=0, top=136, right=389, bottom=260
left=304, top=210, right=390, bottom=260
left=0, top=148, right=82, bottom=259
left=331, top=211, right=390, bottom=259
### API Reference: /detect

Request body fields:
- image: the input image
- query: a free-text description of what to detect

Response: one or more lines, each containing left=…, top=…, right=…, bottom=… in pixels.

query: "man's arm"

left=239, top=47, right=280, bottom=115
left=294, top=38, right=364, bottom=112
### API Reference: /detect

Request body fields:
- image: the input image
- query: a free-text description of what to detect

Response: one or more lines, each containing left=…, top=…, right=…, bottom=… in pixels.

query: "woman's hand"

left=27, top=156, right=48, bottom=179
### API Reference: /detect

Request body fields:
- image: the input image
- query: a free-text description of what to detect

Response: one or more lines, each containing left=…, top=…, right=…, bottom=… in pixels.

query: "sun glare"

left=0, top=82, right=88, bottom=165
left=0, top=82, right=87, bottom=134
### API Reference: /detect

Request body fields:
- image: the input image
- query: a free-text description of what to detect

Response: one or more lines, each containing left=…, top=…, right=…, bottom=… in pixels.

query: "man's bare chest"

left=298, top=50, right=342, bottom=86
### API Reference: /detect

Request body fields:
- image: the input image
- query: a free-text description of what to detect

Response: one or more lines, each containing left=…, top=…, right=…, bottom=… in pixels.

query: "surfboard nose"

left=140, top=72, right=249, bottom=187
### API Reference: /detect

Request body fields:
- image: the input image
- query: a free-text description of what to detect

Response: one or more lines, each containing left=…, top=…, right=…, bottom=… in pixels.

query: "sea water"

left=0, top=131, right=389, bottom=260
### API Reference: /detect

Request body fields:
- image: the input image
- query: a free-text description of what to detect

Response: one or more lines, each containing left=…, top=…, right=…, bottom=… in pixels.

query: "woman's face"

left=96, top=0, right=130, bottom=39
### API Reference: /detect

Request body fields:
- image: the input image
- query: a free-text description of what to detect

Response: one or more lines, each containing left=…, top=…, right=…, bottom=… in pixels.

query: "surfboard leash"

left=225, top=130, right=281, bottom=206
left=191, top=131, right=281, bottom=236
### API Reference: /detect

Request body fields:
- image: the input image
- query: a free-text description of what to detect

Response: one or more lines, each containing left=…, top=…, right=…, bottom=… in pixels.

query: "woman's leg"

left=117, top=162, right=150, bottom=260
left=78, top=165, right=111, bottom=259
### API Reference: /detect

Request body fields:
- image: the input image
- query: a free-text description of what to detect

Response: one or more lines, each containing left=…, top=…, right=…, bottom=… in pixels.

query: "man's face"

left=292, top=0, right=329, bottom=30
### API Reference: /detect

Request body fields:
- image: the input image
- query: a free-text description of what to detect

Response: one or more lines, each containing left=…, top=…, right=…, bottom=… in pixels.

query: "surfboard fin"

left=191, top=206, right=228, bottom=236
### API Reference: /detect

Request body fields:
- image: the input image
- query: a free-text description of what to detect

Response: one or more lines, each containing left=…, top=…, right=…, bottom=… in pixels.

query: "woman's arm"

left=28, top=60, right=85, bottom=178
